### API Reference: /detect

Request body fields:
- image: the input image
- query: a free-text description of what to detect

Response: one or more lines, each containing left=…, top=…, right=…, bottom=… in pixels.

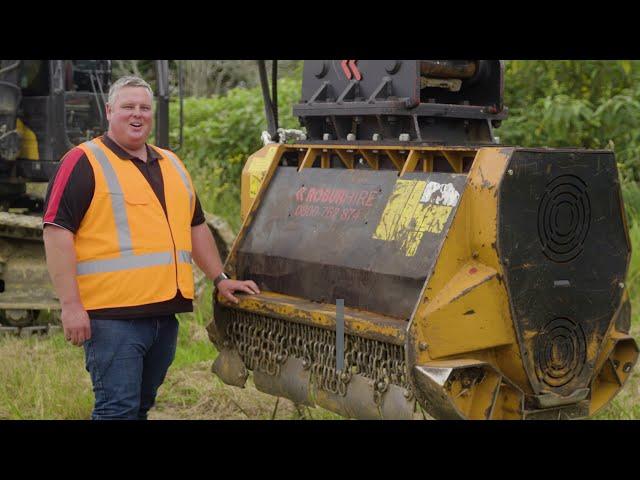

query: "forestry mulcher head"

left=208, top=61, right=637, bottom=419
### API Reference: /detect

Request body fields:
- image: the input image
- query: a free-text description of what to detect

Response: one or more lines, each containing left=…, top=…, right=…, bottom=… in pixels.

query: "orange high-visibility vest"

left=74, top=137, right=195, bottom=310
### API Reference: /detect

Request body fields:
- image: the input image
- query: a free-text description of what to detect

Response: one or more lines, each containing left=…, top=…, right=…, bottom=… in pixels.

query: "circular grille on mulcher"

left=534, top=317, right=586, bottom=388
left=537, top=175, right=591, bottom=263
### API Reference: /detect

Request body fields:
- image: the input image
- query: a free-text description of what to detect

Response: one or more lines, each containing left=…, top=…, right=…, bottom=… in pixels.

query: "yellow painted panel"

left=241, top=145, right=280, bottom=220
left=423, top=261, right=496, bottom=315
left=247, top=156, right=272, bottom=174
left=15, top=118, right=39, bottom=160
left=420, top=263, right=514, bottom=359
left=373, top=179, right=453, bottom=256
left=249, top=173, right=264, bottom=198
left=406, top=148, right=530, bottom=388
left=491, top=382, right=524, bottom=419
left=466, top=148, right=513, bottom=270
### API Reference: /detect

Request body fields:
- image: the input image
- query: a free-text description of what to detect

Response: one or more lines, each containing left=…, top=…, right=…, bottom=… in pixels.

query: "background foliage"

left=500, top=60, right=640, bottom=183
left=168, top=76, right=302, bottom=230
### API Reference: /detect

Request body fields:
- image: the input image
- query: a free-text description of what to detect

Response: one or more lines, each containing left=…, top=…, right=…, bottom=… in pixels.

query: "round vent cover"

left=534, top=317, right=586, bottom=388
left=537, top=175, right=591, bottom=263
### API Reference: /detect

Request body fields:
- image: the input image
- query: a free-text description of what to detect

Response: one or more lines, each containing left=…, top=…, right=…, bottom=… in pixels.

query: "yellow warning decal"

left=249, top=174, right=263, bottom=198
left=247, top=156, right=271, bottom=174
left=246, top=150, right=276, bottom=199
left=373, top=179, right=453, bottom=256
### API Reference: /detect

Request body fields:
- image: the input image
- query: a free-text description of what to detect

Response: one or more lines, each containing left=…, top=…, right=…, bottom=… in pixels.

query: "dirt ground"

left=148, top=362, right=328, bottom=420
left=149, top=322, right=640, bottom=421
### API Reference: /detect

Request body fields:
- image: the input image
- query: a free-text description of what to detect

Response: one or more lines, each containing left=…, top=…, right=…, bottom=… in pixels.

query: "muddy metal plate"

left=236, top=167, right=467, bottom=319
left=498, top=149, right=629, bottom=396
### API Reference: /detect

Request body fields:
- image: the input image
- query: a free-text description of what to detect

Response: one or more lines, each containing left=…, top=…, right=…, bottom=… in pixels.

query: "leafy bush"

left=168, top=77, right=301, bottom=229
left=501, top=60, right=640, bottom=182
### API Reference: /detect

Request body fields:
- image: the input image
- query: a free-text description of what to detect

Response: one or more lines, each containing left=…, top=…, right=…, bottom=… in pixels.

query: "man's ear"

left=105, top=102, right=112, bottom=122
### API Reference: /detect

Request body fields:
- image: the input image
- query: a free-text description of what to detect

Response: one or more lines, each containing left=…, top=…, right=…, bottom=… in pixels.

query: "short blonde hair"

left=107, top=76, right=153, bottom=106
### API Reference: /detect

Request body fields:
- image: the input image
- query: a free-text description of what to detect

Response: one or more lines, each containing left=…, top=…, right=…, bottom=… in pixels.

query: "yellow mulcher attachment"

left=208, top=61, right=637, bottom=419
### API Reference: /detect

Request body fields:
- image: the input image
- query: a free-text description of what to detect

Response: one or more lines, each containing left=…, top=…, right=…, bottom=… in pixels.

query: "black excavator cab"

left=0, top=60, right=177, bottom=190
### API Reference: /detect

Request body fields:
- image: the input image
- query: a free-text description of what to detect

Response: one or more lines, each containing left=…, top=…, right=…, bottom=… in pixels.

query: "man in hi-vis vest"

left=43, top=76, right=259, bottom=420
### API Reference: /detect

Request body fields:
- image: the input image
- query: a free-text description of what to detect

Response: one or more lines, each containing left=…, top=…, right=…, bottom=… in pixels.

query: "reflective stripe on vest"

left=162, top=149, right=194, bottom=213
left=84, top=140, right=134, bottom=255
left=177, top=250, right=192, bottom=263
left=78, top=141, right=193, bottom=276
left=77, top=249, right=193, bottom=275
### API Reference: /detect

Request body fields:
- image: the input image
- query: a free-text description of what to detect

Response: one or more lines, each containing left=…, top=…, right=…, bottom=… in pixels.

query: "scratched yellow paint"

left=246, top=156, right=272, bottom=199
left=373, top=179, right=452, bottom=256
left=249, top=174, right=263, bottom=198
left=246, top=156, right=271, bottom=174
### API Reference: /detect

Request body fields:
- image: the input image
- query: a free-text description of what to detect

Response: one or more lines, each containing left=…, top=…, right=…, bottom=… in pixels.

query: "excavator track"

left=0, top=324, right=62, bottom=337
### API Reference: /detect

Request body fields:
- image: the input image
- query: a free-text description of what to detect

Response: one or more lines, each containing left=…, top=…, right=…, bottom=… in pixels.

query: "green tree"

left=500, top=60, right=640, bottom=182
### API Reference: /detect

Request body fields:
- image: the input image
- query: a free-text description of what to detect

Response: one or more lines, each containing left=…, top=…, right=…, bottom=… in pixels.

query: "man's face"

left=106, top=86, right=153, bottom=150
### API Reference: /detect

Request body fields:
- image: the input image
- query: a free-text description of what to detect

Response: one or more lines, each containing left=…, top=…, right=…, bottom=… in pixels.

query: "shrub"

left=168, top=77, right=302, bottom=229
left=500, top=61, right=640, bottom=182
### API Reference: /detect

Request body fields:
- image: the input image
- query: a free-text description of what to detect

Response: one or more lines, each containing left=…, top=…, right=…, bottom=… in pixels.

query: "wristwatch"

left=213, top=272, right=230, bottom=288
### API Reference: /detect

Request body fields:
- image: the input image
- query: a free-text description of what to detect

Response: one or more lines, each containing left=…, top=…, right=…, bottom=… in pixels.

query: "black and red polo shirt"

left=43, top=134, right=206, bottom=319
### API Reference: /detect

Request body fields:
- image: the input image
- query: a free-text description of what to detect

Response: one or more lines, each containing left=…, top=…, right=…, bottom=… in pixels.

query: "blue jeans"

left=83, top=315, right=179, bottom=420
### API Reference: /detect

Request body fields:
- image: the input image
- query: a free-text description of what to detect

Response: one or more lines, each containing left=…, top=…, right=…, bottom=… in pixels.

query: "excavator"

left=208, top=60, right=637, bottom=419
left=0, top=60, right=233, bottom=334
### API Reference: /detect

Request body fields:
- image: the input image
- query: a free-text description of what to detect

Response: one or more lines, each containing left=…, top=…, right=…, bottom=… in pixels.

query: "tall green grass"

left=174, top=284, right=217, bottom=369
left=622, top=181, right=640, bottom=315
left=0, top=333, right=93, bottom=419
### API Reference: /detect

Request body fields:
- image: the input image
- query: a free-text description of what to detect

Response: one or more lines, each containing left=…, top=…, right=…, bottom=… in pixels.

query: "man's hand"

left=191, top=222, right=260, bottom=303
left=61, top=302, right=91, bottom=346
left=217, top=279, right=260, bottom=304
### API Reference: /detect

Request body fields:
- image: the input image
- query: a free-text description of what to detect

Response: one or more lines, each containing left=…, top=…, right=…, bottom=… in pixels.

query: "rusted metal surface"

left=527, top=388, right=590, bottom=409
left=218, top=291, right=407, bottom=345
left=314, top=374, right=381, bottom=419
left=420, top=61, right=477, bottom=79
left=413, top=360, right=528, bottom=420
left=235, top=167, right=466, bottom=319
left=522, top=401, right=590, bottom=420
left=211, top=143, right=636, bottom=419
left=213, top=302, right=415, bottom=418
left=497, top=149, right=630, bottom=397
left=253, top=357, right=313, bottom=406
left=211, top=347, right=248, bottom=388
